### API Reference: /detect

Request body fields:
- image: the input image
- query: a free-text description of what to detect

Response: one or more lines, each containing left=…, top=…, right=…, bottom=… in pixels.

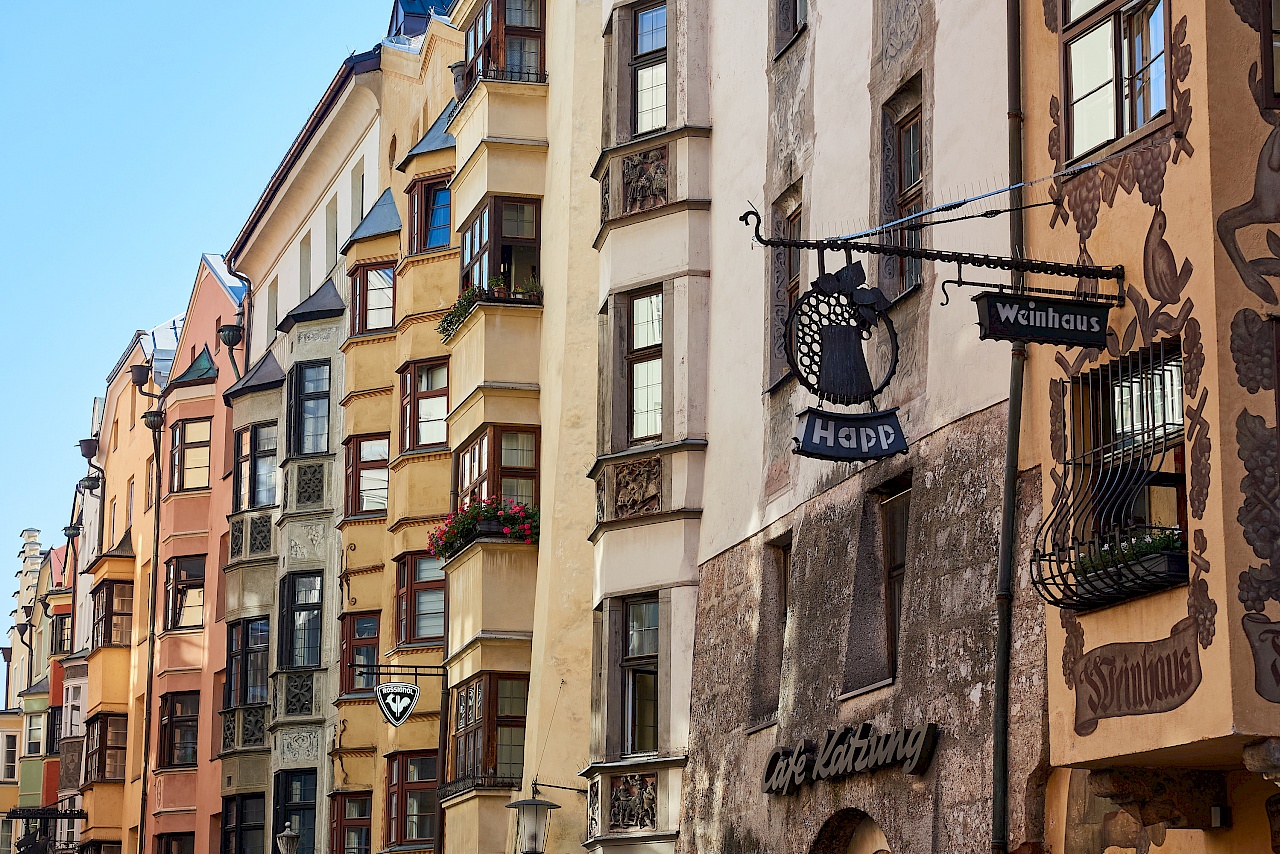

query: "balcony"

left=1032, top=526, right=1189, bottom=612
left=219, top=706, right=267, bottom=752
left=437, top=774, right=521, bottom=802
left=442, top=536, right=537, bottom=668
left=272, top=671, right=316, bottom=720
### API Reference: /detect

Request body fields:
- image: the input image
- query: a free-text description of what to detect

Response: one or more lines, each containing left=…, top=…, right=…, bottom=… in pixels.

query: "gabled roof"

left=224, top=352, right=286, bottom=405
left=167, top=345, right=218, bottom=390
left=397, top=100, right=457, bottom=171
left=102, top=529, right=134, bottom=560
left=201, top=254, right=248, bottom=306
left=278, top=280, right=346, bottom=333
left=342, top=188, right=402, bottom=254
left=17, top=677, right=48, bottom=698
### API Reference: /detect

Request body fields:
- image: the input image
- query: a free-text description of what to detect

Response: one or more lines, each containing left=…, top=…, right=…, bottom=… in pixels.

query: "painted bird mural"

left=1144, top=206, right=1193, bottom=311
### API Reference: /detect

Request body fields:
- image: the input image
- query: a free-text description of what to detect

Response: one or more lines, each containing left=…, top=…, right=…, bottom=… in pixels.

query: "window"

left=146, top=457, right=155, bottom=508
left=25, top=715, right=41, bottom=756
left=345, top=435, right=390, bottom=515
left=351, top=265, right=395, bottom=334
left=777, top=0, right=807, bottom=49
left=332, top=794, right=371, bottom=854
left=165, top=556, right=205, bottom=630
left=396, top=555, right=445, bottom=645
left=452, top=676, right=527, bottom=781
left=225, top=618, right=270, bottom=707
left=279, top=573, right=323, bottom=670
left=628, top=290, right=663, bottom=442
left=275, top=770, right=317, bottom=854
left=880, top=482, right=911, bottom=667
left=387, top=753, right=438, bottom=846
left=351, top=159, right=366, bottom=228
left=235, top=423, right=278, bottom=510
left=158, top=834, right=194, bottom=854
left=460, top=198, right=541, bottom=294
left=341, top=613, right=380, bottom=694
left=623, top=599, right=659, bottom=754
left=463, top=0, right=544, bottom=88
left=159, top=693, right=198, bottom=767
left=1063, top=0, right=1168, bottom=159
left=46, top=707, right=62, bottom=755
left=634, top=5, right=667, bottom=134
left=290, top=362, right=331, bottom=456
left=0, top=820, right=11, bottom=854
left=326, top=195, right=339, bottom=272
left=92, top=580, right=133, bottom=648
left=85, top=715, right=127, bottom=782
left=893, top=109, right=923, bottom=297
left=785, top=210, right=803, bottom=309
left=126, top=479, right=134, bottom=530
left=2, top=735, right=16, bottom=780
left=408, top=181, right=452, bottom=254
left=400, top=361, right=449, bottom=451
left=51, top=614, right=72, bottom=654
left=456, top=426, right=539, bottom=508
left=222, top=795, right=266, bottom=854
left=170, top=419, right=212, bottom=491
left=66, top=686, right=82, bottom=736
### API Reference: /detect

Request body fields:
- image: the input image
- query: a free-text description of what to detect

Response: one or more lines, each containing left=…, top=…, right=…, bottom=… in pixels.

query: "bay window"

left=408, top=180, right=451, bottom=254
left=387, top=752, right=437, bottom=846
left=280, top=573, right=323, bottom=669
left=341, top=612, right=380, bottom=694
left=452, top=675, right=528, bottom=782
left=85, top=715, right=127, bottom=782
left=92, top=580, right=132, bottom=648
left=170, top=418, right=211, bottom=491
left=396, top=554, right=445, bottom=645
left=1062, top=0, right=1168, bottom=159
left=225, top=618, right=270, bottom=707
left=628, top=289, right=663, bottom=442
left=234, top=423, right=278, bottom=510
left=164, top=555, right=205, bottom=630
left=351, top=265, right=395, bottom=334
left=634, top=5, right=667, bottom=135
left=463, top=0, right=545, bottom=90
left=624, top=598, right=658, bottom=755
left=290, top=362, right=330, bottom=456
left=159, top=692, right=199, bottom=767
left=400, top=360, right=448, bottom=451
left=460, top=198, right=540, bottom=294
left=345, top=435, right=390, bottom=515
left=456, top=426, right=539, bottom=508
left=25, top=715, right=41, bottom=756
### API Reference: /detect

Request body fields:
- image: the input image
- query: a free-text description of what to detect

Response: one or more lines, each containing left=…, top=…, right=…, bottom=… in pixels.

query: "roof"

left=278, top=280, right=346, bottom=333
left=47, top=545, right=66, bottom=589
left=227, top=47, right=383, bottom=265
left=224, top=352, right=286, bottom=404
left=17, top=677, right=48, bottom=698
left=342, top=188, right=402, bottom=254
left=101, top=529, right=134, bottom=560
left=397, top=99, right=457, bottom=171
left=167, top=345, right=218, bottom=390
left=201, top=254, right=248, bottom=306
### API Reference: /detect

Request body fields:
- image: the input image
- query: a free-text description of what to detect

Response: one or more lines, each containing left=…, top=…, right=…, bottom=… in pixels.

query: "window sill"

left=773, top=22, right=808, bottom=62
left=886, top=281, right=922, bottom=308
left=391, top=446, right=450, bottom=468
left=336, top=692, right=376, bottom=704
left=765, top=371, right=796, bottom=396
left=153, top=764, right=197, bottom=774
left=377, top=844, right=435, bottom=854
left=837, top=676, right=896, bottom=702
left=392, top=641, right=445, bottom=653
left=340, top=512, right=388, bottom=526
left=158, top=627, right=204, bottom=638
left=1062, top=112, right=1173, bottom=178
left=744, top=715, right=778, bottom=735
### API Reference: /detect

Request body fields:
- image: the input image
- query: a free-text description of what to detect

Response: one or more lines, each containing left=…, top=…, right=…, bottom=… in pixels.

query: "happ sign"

left=795, top=408, right=908, bottom=462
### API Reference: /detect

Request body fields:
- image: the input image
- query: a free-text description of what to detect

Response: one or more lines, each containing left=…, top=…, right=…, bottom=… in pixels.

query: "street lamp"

left=506, top=792, right=560, bottom=854
left=275, top=823, right=300, bottom=854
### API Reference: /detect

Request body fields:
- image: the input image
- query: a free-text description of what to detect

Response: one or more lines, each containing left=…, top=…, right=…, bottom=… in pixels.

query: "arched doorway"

left=809, top=809, right=891, bottom=854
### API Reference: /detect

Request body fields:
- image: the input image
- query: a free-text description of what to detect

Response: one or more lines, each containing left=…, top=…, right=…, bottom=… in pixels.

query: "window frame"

left=408, top=179, right=453, bottom=255
left=626, top=287, right=664, bottom=444
left=289, top=361, right=332, bottom=458
left=275, top=769, right=318, bottom=854
left=344, top=434, right=391, bottom=517
left=51, top=613, right=72, bottom=655
left=462, top=0, right=546, bottom=90
left=169, top=418, right=212, bottom=492
left=632, top=3, right=669, bottom=136
left=455, top=425, right=541, bottom=510
left=46, top=707, right=62, bottom=756
left=340, top=612, right=381, bottom=695
left=2, top=734, right=16, bottom=780
left=450, top=674, right=528, bottom=783
left=158, top=692, right=199, bottom=768
left=279, top=572, right=324, bottom=671
left=91, top=580, right=133, bottom=649
left=331, top=792, right=373, bottom=854
left=622, top=597, right=659, bottom=756
left=893, top=108, right=924, bottom=298
left=222, top=794, right=267, bottom=854
left=225, top=617, right=270, bottom=709
left=164, top=555, right=206, bottom=631
left=25, top=714, right=42, bottom=757
left=84, top=714, right=127, bottom=782
left=1059, top=0, right=1173, bottom=161
left=460, top=197, right=542, bottom=293
left=400, top=359, right=450, bottom=453
left=776, top=0, right=807, bottom=52
left=879, top=480, right=912, bottom=672
left=350, top=263, right=397, bottom=335
left=157, top=834, right=195, bottom=854
left=1262, top=0, right=1280, bottom=110
left=395, top=554, right=446, bottom=646
left=234, top=422, right=279, bottom=511
left=386, top=752, right=439, bottom=846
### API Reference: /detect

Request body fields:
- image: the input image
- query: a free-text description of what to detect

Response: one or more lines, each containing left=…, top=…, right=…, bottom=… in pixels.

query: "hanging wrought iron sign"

left=375, top=682, right=421, bottom=726
left=973, top=292, right=1111, bottom=348
left=784, top=259, right=906, bottom=463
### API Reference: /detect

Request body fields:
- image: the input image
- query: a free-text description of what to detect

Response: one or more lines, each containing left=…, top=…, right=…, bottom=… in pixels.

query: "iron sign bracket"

left=355, top=664, right=448, bottom=686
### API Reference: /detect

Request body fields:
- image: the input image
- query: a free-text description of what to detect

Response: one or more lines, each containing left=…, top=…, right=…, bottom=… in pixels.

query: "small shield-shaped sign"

left=375, top=682, right=420, bottom=727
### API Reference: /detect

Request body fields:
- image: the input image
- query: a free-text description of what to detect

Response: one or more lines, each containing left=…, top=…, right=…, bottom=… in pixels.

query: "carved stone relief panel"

left=622, top=146, right=669, bottom=215
left=613, top=456, right=662, bottom=519
left=278, top=727, right=322, bottom=765
left=609, top=773, right=657, bottom=831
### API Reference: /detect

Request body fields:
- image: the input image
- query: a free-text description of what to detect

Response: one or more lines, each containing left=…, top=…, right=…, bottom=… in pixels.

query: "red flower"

left=524, top=538, right=532, bottom=544
left=503, top=527, right=511, bottom=534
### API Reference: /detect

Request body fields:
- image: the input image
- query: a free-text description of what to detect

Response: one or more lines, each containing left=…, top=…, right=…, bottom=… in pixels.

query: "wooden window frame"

left=225, top=617, right=270, bottom=708
left=279, top=572, right=323, bottom=671
left=622, top=597, right=659, bottom=756
left=626, top=287, right=664, bottom=444
left=24, top=715, right=41, bottom=757
left=776, top=0, right=807, bottom=52
left=454, top=425, right=540, bottom=510
left=274, top=769, right=317, bottom=854
left=460, top=197, right=542, bottom=293
left=1262, top=0, right=1280, bottom=110
left=462, top=0, right=547, bottom=90
left=396, top=554, right=446, bottom=645
left=385, top=752, right=438, bottom=846
left=46, top=707, right=61, bottom=756
left=157, top=834, right=195, bottom=854
left=2, top=735, right=15, bottom=780
left=450, top=674, right=528, bottom=783
left=158, top=692, right=199, bottom=768
left=1060, top=0, right=1173, bottom=162
left=340, top=612, right=380, bottom=694
left=222, top=795, right=267, bottom=854
left=289, top=361, right=331, bottom=457
left=51, top=614, right=72, bottom=655
left=331, top=793, right=373, bottom=854
left=344, top=434, right=391, bottom=517
left=169, top=418, right=212, bottom=492
left=878, top=478, right=912, bottom=672
left=632, top=3, right=668, bottom=136
left=891, top=108, right=924, bottom=297
left=350, top=263, right=397, bottom=335
left=234, top=422, right=278, bottom=511
left=400, top=359, right=450, bottom=453
left=91, top=580, right=133, bottom=649
left=164, top=555, right=205, bottom=631
left=408, top=179, right=452, bottom=255
left=85, top=714, right=126, bottom=782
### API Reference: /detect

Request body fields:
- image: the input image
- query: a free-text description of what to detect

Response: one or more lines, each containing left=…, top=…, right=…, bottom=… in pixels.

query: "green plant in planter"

left=1075, top=528, right=1186, bottom=578
left=426, top=495, right=540, bottom=560
left=488, top=274, right=509, bottom=298
left=436, top=286, right=481, bottom=340
left=517, top=274, right=542, bottom=301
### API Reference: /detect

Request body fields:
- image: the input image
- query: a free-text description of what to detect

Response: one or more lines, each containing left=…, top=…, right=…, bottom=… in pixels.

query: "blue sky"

left=0, top=2, right=390, bottom=602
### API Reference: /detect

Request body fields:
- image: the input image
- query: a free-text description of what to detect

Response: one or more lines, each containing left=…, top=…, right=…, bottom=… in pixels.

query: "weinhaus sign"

left=974, top=292, right=1110, bottom=348
left=761, top=722, right=939, bottom=795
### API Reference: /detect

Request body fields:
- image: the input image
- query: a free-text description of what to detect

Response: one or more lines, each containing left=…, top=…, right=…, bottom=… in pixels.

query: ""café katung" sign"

left=761, top=722, right=938, bottom=795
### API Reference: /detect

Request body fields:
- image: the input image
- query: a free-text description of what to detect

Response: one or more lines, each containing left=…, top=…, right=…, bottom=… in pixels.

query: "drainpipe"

left=992, top=0, right=1025, bottom=850
left=225, top=257, right=254, bottom=370
left=137, top=417, right=164, bottom=854
left=436, top=670, right=448, bottom=854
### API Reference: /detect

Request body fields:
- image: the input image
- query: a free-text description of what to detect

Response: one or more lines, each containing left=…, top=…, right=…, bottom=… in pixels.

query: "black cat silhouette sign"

left=375, top=682, right=420, bottom=727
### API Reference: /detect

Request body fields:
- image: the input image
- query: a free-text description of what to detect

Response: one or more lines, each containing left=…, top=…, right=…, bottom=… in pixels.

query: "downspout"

left=992, top=0, right=1025, bottom=851
left=436, top=670, right=448, bottom=854
left=225, top=257, right=254, bottom=370
left=137, top=419, right=164, bottom=853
